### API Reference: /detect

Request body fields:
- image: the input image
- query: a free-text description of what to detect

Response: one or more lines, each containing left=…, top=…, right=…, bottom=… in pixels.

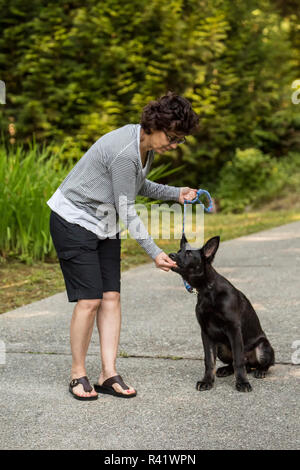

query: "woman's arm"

left=138, top=178, right=181, bottom=201
left=138, top=179, right=198, bottom=204
left=109, top=155, right=163, bottom=260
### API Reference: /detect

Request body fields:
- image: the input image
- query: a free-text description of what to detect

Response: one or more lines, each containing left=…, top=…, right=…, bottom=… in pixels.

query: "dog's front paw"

left=236, top=381, right=252, bottom=392
left=196, top=381, right=214, bottom=391
left=254, top=369, right=266, bottom=379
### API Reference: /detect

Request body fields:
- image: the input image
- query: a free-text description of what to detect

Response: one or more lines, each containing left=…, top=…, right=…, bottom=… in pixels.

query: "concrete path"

left=0, top=222, right=299, bottom=450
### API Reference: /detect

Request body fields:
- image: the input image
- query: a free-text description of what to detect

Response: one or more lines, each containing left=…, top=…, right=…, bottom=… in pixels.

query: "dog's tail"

left=256, top=337, right=275, bottom=367
left=245, top=336, right=275, bottom=367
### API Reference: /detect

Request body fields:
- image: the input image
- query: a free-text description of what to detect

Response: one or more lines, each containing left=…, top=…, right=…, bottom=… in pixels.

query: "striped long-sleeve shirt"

left=47, top=124, right=181, bottom=259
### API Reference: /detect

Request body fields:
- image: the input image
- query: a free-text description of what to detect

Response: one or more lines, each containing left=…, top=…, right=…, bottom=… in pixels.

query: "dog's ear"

left=180, top=232, right=188, bottom=250
left=180, top=233, right=194, bottom=251
left=202, top=236, right=220, bottom=263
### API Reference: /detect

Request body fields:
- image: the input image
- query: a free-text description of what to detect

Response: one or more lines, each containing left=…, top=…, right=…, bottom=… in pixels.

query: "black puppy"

left=169, top=235, right=275, bottom=392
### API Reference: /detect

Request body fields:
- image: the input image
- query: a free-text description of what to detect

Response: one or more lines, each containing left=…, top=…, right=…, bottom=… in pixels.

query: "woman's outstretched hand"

left=179, top=187, right=198, bottom=204
left=155, top=252, right=177, bottom=272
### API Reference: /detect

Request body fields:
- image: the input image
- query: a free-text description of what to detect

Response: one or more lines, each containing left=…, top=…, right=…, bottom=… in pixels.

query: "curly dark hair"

left=140, top=91, right=199, bottom=135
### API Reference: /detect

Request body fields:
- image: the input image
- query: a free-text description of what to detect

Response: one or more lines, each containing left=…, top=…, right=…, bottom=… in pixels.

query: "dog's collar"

left=183, top=279, right=194, bottom=293
left=183, top=279, right=214, bottom=294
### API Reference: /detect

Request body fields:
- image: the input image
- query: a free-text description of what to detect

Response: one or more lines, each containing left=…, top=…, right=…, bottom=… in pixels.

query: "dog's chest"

left=195, top=293, right=228, bottom=342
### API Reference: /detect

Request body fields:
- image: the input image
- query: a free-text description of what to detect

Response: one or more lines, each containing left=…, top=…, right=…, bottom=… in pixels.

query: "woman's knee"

left=77, top=298, right=102, bottom=312
left=102, top=291, right=120, bottom=302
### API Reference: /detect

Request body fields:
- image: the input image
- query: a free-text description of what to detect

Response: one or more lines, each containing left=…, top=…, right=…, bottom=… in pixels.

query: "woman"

left=48, top=91, right=199, bottom=400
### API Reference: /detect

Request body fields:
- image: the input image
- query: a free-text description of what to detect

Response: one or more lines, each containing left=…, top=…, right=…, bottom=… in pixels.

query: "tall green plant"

left=0, top=140, right=71, bottom=262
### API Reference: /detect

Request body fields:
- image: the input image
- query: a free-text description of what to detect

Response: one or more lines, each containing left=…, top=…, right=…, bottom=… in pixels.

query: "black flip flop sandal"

left=94, top=375, right=137, bottom=398
left=69, top=376, right=98, bottom=401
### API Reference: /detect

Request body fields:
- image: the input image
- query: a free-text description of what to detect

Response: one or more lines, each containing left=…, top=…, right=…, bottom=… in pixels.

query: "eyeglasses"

left=164, top=132, right=186, bottom=145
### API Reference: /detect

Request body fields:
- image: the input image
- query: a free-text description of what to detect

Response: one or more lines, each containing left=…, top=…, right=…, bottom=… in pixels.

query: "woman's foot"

left=70, top=372, right=98, bottom=399
left=97, top=371, right=136, bottom=396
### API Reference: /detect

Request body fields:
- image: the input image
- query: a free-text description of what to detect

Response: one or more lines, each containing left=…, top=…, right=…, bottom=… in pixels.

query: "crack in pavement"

left=2, top=350, right=299, bottom=366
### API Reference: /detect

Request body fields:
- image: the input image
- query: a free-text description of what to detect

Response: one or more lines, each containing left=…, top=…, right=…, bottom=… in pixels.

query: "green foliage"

left=0, top=0, right=299, bottom=176
left=216, top=148, right=300, bottom=212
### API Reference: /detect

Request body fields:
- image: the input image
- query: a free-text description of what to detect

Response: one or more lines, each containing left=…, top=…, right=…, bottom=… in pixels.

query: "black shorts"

left=49, top=210, right=121, bottom=302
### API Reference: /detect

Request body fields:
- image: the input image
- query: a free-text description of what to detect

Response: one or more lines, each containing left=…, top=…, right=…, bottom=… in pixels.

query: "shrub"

left=216, top=148, right=300, bottom=213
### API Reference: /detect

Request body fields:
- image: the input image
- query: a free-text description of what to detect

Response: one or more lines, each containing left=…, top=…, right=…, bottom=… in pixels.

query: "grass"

left=1, top=205, right=300, bottom=315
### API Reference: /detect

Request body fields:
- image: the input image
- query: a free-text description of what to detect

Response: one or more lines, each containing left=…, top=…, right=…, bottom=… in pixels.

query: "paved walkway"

left=0, top=222, right=299, bottom=450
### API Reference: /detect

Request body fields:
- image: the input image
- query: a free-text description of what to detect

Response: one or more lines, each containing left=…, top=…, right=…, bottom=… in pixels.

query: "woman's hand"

left=155, top=252, right=177, bottom=272
left=179, top=187, right=198, bottom=204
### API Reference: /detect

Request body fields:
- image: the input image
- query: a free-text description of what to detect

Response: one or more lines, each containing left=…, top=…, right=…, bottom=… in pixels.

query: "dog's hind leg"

left=253, top=338, right=275, bottom=378
left=216, top=344, right=234, bottom=377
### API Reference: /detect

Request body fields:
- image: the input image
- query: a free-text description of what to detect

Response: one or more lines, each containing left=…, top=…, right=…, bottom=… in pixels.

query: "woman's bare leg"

left=96, top=291, right=135, bottom=395
left=70, top=299, right=99, bottom=398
